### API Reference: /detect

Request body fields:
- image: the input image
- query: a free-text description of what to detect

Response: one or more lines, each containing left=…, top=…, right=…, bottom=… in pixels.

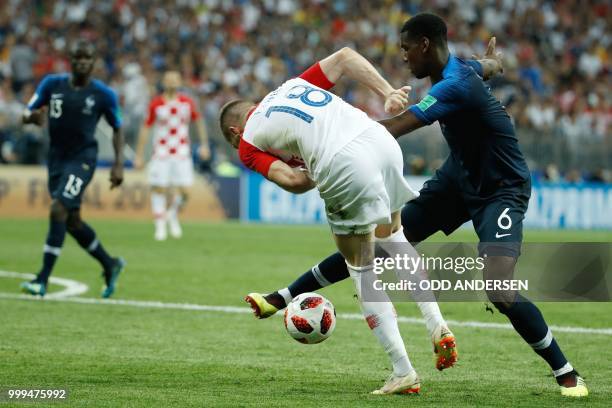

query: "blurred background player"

left=134, top=71, right=210, bottom=241
left=20, top=40, right=125, bottom=298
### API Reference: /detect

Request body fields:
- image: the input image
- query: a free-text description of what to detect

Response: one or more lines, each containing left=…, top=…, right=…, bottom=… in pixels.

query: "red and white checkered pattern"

left=145, top=93, right=199, bottom=160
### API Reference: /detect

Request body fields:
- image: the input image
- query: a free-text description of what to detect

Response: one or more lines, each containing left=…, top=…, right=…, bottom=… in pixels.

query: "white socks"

left=151, top=192, right=167, bottom=232
left=278, top=287, right=293, bottom=305
left=167, top=194, right=184, bottom=222
left=347, top=262, right=413, bottom=376
left=376, top=227, right=446, bottom=337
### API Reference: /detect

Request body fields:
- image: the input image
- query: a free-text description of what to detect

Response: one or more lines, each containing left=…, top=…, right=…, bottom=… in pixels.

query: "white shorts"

left=148, top=158, right=194, bottom=187
left=316, top=123, right=418, bottom=235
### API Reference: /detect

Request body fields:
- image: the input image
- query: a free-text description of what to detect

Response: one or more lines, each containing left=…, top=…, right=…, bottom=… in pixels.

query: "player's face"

left=163, top=72, right=182, bottom=92
left=70, top=48, right=95, bottom=77
left=400, top=34, right=428, bottom=79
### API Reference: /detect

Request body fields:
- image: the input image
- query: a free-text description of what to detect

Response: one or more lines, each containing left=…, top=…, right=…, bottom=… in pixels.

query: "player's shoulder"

left=149, top=94, right=165, bottom=106
left=444, top=55, right=479, bottom=79
left=91, top=79, right=118, bottom=99
left=431, top=56, right=481, bottom=98
left=176, top=92, right=195, bottom=103
left=281, top=77, right=308, bottom=89
left=39, top=73, right=69, bottom=88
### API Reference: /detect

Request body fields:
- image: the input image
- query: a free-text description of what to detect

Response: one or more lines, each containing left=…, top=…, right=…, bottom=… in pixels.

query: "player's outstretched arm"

left=318, top=47, right=409, bottom=115
left=110, top=128, right=124, bottom=189
left=471, top=37, right=504, bottom=81
left=378, top=110, right=426, bottom=139
left=267, top=161, right=316, bottom=194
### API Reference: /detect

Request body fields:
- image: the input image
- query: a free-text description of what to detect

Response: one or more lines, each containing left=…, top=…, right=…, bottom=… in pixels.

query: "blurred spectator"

left=9, top=35, right=35, bottom=93
left=543, top=164, right=561, bottom=182
left=0, top=0, right=607, bottom=178
left=409, top=156, right=427, bottom=176
left=565, top=169, right=583, bottom=184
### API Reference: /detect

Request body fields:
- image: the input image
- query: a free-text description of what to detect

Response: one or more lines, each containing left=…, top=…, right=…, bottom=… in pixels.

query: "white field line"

left=0, top=270, right=88, bottom=298
left=1, top=270, right=612, bottom=336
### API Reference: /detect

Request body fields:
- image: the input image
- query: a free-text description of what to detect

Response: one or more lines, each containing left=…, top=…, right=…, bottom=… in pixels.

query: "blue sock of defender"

left=502, top=294, right=572, bottom=376
left=37, top=220, right=67, bottom=284
left=273, top=252, right=350, bottom=307
left=68, top=222, right=115, bottom=271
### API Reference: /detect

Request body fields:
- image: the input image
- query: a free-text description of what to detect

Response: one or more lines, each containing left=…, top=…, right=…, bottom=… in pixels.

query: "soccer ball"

left=284, top=292, right=336, bottom=344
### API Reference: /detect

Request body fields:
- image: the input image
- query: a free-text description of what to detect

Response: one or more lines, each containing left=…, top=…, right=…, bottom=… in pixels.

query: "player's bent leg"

left=66, top=210, right=125, bottom=298
left=335, top=230, right=419, bottom=395
left=246, top=253, right=350, bottom=319
left=22, top=200, right=69, bottom=296
left=150, top=186, right=168, bottom=241
left=375, top=213, right=457, bottom=371
left=483, top=255, right=587, bottom=397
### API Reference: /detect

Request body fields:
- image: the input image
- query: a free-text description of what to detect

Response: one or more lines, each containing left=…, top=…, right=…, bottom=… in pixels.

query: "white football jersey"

left=242, top=77, right=377, bottom=179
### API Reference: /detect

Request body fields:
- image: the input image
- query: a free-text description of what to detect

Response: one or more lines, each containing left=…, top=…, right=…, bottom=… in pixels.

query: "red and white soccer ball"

left=284, top=292, right=336, bottom=344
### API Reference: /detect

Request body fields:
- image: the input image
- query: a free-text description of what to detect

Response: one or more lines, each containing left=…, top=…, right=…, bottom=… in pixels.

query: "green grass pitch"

left=0, top=218, right=610, bottom=407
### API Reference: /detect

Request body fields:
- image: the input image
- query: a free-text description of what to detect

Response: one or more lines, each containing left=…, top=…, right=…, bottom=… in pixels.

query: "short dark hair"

left=218, top=99, right=250, bottom=142
left=401, top=13, right=447, bottom=45
left=70, top=39, right=95, bottom=56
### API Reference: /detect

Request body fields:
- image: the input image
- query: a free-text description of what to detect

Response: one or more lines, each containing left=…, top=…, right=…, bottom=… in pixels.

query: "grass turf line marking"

left=1, top=270, right=611, bottom=336
left=0, top=270, right=88, bottom=299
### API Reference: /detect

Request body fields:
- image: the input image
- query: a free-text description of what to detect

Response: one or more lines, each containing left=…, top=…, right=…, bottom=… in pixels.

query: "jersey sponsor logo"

left=82, top=95, right=95, bottom=115
left=416, top=94, right=437, bottom=111
left=495, top=232, right=511, bottom=238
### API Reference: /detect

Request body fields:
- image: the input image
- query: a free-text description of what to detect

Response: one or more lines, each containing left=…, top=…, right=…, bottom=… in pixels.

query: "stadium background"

left=0, top=1, right=610, bottom=406
left=0, top=0, right=609, bottom=228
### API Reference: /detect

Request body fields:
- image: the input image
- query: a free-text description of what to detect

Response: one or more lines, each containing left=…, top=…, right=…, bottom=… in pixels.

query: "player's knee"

left=374, top=225, right=393, bottom=239
left=483, top=255, right=518, bottom=313
left=488, top=291, right=517, bottom=313
left=483, top=255, right=516, bottom=280
left=49, top=200, right=68, bottom=222
left=66, top=212, right=83, bottom=232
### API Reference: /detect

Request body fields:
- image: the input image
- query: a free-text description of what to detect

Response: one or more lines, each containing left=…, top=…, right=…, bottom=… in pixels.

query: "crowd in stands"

left=0, top=0, right=609, bottom=182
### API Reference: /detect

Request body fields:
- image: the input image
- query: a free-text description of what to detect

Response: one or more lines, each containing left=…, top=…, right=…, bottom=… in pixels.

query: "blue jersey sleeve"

left=101, top=85, right=122, bottom=130
left=408, top=79, right=466, bottom=125
left=27, top=75, right=55, bottom=110
left=465, top=59, right=483, bottom=77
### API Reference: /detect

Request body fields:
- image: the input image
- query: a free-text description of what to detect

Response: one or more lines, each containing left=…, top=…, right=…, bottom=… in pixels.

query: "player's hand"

left=23, top=108, right=45, bottom=126
left=473, top=37, right=504, bottom=76
left=384, top=86, right=411, bottom=116
left=109, top=163, right=124, bottom=189
left=133, top=156, right=144, bottom=170
left=198, top=144, right=211, bottom=161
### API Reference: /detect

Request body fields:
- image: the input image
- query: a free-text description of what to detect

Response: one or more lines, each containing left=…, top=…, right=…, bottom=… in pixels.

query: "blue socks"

left=69, top=222, right=115, bottom=271
left=503, top=294, right=569, bottom=372
left=37, top=220, right=67, bottom=284
left=288, top=252, right=349, bottom=296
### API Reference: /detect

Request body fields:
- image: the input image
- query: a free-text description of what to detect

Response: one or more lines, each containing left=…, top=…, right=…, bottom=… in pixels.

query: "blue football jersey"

left=408, top=55, right=530, bottom=193
left=28, top=74, right=122, bottom=158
